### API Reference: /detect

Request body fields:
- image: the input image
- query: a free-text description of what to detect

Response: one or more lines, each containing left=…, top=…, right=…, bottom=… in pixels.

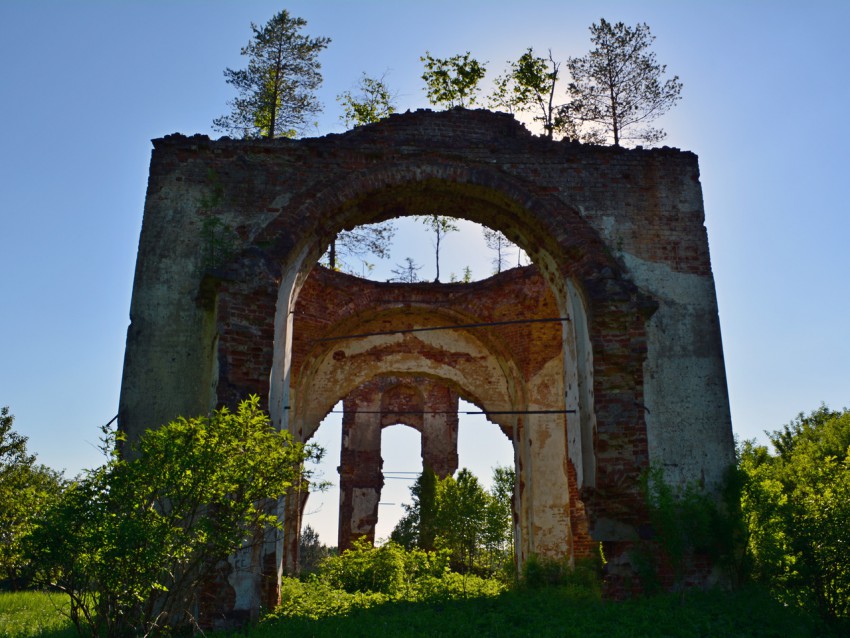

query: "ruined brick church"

left=119, top=109, right=734, bottom=624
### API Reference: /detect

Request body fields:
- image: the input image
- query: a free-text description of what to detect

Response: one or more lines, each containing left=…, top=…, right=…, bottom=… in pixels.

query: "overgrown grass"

left=3, top=584, right=843, bottom=638
left=235, top=585, right=838, bottom=638
left=0, top=591, right=74, bottom=638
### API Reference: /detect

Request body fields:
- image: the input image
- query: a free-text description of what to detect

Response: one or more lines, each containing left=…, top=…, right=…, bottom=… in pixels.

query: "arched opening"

left=193, top=113, right=657, bottom=609
left=274, top=165, right=606, bottom=573
left=320, top=215, right=531, bottom=284
left=377, top=424, right=422, bottom=541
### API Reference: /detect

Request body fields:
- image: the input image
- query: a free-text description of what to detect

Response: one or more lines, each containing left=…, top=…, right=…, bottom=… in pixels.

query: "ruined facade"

left=119, top=109, right=734, bottom=625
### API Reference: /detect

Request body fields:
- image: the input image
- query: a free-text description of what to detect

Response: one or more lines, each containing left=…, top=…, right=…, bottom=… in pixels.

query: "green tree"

left=326, top=74, right=400, bottom=273
left=420, top=52, right=486, bottom=108
left=415, top=214, right=459, bottom=282
left=337, top=72, right=397, bottom=128
left=0, top=406, right=33, bottom=475
left=482, top=227, right=514, bottom=274
left=435, top=469, right=489, bottom=573
left=391, top=465, right=437, bottom=550
left=299, top=524, right=332, bottom=574
left=566, top=19, right=682, bottom=146
left=27, top=396, right=316, bottom=636
left=490, top=48, right=563, bottom=139
left=391, top=466, right=513, bottom=575
left=389, top=256, right=423, bottom=283
left=325, top=221, right=396, bottom=274
left=485, top=466, right=515, bottom=559
left=0, top=406, right=65, bottom=588
left=213, top=10, right=330, bottom=139
left=740, top=406, right=850, bottom=622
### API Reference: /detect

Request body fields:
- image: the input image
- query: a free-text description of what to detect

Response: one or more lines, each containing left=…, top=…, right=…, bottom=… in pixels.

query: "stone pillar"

left=526, top=411, right=573, bottom=563
left=420, top=383, right=459, bottom=478
left=338, top=388, right=384, bottom=550
left=515, top=407, right=573, bottom=569
left=281, top=482, right=309, bottom=574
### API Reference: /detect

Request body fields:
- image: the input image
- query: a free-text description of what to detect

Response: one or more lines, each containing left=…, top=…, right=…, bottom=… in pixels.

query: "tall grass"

left=0, top=591, right=74, bottom=638
left=3, top=585, right=842, bottom=638
left=238, top=585, right=836, bottom=638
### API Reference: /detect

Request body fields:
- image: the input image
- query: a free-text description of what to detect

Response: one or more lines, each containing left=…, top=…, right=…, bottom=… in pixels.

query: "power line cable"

left=313, top=316, right=570, bottom=343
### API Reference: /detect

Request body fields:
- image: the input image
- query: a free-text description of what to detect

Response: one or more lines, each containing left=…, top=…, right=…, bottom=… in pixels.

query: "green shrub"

left=269, top=541, right=507, bottom=622
left=26, top=396, right=315, bottom=637
left=740, top=406, right=850, bottom=622
left=640, top=465, right=742, bottom=588
left=521, top=554, right=602, bottom=600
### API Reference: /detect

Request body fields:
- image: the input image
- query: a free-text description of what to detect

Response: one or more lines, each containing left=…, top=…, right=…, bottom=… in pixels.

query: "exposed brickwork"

left=121, top=108, right=733, bottom=624
left=337, top=375, right=460, bottom=550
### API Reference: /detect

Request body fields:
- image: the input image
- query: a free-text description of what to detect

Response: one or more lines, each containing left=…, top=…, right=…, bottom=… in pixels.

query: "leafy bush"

left=320, top=538, right=410, bottom=595
left=521, top=554, right=602, bottom=601
left=270, top=541, right=505, bottom=622
left=0, top=406, right=65, bottom=589
left=26, top=396, right=315, bottom=637
left=740, top=405, right=850, bottom=622
left=639, top=465, right=742, bottom=589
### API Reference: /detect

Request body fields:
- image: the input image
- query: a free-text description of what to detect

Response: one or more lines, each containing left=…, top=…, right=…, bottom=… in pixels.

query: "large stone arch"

left=120, top=108, right=734, bottom=626
left=286, top=265, right=577, bottom=571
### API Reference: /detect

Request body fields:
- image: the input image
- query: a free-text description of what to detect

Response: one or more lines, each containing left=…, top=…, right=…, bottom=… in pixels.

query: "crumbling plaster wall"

left=120, top=108, right=733, bottom=620
left=291, top=265, right=585, bottom=567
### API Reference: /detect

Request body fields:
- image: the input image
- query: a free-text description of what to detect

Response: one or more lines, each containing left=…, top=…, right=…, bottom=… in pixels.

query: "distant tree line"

left=390, top=465, right=514, bottom=576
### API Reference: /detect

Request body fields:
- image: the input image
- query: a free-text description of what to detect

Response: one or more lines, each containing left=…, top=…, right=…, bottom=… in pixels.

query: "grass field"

left=1, top=586, right=842, bottom=638
left=0, top=592, right=74, bottom=638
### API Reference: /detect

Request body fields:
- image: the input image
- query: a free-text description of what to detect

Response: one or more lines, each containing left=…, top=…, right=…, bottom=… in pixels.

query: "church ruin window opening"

left=284, top=173, right=597, bottom=570
left=318, top=215, right=531, bottom=285
left=375, top=398, right=514, bottom=544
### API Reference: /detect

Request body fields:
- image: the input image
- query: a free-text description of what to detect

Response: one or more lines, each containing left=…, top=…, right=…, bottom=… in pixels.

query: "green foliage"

left=318, top=538, right=450, bottom=596
left=237, top=582, right=828, bottom=638
left=522, top=555, right=602, bottom=600
left=391, top=467, right=514, bottom=575
left=489, top=48, right=564, bottom=139
left=740, top=405, right=850, bottom=622
left=26, top=396, right=315, bottom=637
left=435, top=469, right=489, bottom=572
left=269, top=541, right=504, bottom=624
left=337, top=72, right=397, bottom=128
left=482, top=227, right=515, bottom=274
left=213, top=10, right=330, bottom=139
left=298, top=524, right=332, bottom=574
left=420, top=52, right=486, bottom=108
left=640, top=466, right=742, bottom=589
left=325, top=220, right=396, bottom=274
left=567, top=19, right=683, bottom=146
left=0, top=407, right=34, bottom=474
left=5, top=579, right=835, bottom=638
left=0, top=406, right=65, bottom=589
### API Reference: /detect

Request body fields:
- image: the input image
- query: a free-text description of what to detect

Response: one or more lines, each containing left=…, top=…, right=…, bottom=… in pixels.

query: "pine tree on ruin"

left=213, top=10, right=330, bottom=139
left=566, top=19, right=682, bottom=146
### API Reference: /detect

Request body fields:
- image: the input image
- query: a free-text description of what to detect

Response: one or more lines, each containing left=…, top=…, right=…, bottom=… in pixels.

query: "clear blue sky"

left=2, top=1, right=848, bottom=543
